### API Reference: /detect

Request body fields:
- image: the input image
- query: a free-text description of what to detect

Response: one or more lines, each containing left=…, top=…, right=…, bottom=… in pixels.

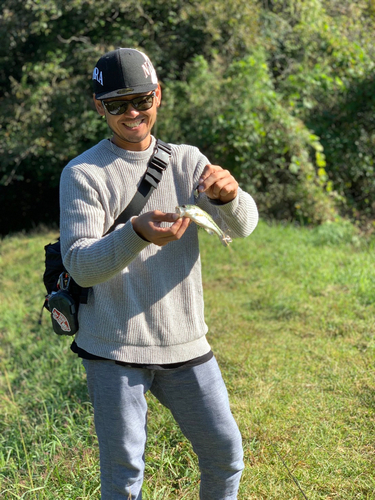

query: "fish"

left=176, top=204, right=232, bottom=247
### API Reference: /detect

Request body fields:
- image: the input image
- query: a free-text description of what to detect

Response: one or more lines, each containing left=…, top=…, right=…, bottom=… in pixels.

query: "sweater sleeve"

left=198, top=188, right=258, bottom=238
left=193, top=156, right=259, bottom=238
left=59, top=165, right=150, bottom=288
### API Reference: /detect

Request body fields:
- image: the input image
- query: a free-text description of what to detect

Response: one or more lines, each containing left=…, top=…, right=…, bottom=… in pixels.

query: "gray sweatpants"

left=83, top=356, right=244, bottom=499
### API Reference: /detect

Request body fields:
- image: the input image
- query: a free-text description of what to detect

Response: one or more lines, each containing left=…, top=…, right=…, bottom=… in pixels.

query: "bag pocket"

left=48, top=289, right=79, bottom=336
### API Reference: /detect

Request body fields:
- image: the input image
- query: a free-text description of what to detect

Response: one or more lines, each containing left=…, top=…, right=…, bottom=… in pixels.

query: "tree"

left=158, top=53, right=336, bottom=223
left=0, top=0, right=259, bottom=232
left=1, top=0, right=375, bottom=233
left=259, top=0, right=375, bottom=219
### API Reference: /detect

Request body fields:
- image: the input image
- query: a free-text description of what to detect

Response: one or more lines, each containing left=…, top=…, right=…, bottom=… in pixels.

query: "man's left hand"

left=198, top=164, right=238, bottom=203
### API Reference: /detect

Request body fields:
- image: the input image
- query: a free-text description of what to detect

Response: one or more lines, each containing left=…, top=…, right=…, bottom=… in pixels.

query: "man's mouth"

left=123, top=119, right=143, bottom=129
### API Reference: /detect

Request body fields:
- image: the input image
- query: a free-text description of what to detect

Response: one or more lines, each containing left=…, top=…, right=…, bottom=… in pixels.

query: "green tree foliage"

left=311, top=76, right=375, bottom=220
left=0, top=0, right=258, bottom=187
left=259, top=0, right=375, bottom=219
left=158, top=53, right=336, bottom=223
left=0, top=0, right=374, bottom=232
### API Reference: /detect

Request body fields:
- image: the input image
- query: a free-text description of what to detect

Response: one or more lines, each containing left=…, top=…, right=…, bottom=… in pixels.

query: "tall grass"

left=0, top=221, right=374, bottom=499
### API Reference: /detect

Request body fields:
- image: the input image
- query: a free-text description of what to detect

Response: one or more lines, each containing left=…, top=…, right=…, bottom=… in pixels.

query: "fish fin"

left=195, top=222, right=216, bottom=235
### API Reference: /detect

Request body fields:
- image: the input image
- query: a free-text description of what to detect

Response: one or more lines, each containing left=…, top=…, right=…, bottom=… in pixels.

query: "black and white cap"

left=92, top=48, right=158, bottom=100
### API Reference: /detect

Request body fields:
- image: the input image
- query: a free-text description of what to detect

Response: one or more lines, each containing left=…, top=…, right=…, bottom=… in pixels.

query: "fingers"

left=132, top=211, right=191, bottom=246
left=152, top=211, right=180, bottom=223
left=198, top=164, right=238, bottom=203
left=169, top=215, right=191, bottom=241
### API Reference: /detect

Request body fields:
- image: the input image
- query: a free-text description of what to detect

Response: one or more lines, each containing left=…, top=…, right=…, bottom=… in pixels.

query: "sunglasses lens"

left=133, top=95, right=154, bottom=110
left=104, top=102, right=127, bottom=115
left=104, top=94, right=155, bottom=115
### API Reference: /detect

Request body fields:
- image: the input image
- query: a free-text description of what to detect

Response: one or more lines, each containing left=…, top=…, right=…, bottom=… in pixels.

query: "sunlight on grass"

left=0, top=221, right=374, bottom=499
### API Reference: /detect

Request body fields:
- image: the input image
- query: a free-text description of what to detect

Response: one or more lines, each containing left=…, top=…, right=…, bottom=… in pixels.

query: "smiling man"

left=92, top=49, right=159, bottom=151
left=59, top=48, right=258, bottom=499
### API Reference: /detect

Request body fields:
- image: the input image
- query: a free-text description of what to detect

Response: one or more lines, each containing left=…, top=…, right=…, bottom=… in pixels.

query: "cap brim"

left=96, top=83, right=158, bottom=100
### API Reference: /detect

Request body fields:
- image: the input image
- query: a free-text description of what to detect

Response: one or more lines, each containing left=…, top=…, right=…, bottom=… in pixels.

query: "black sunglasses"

left=102, top=92, right=156, bottom=115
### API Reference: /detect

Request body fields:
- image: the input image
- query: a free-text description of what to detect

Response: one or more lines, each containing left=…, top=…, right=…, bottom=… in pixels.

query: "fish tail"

left=220, top=234, right=233, bottom=247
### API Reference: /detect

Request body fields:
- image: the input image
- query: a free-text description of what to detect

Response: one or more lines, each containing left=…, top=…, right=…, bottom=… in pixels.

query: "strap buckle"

left=149, top=141, right=171, bottom=172
left=145, top=140, right=172, bottom=187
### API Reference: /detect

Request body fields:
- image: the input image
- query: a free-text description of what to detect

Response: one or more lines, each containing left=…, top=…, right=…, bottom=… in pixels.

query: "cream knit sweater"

left=59, top=136, right=258, bottom=364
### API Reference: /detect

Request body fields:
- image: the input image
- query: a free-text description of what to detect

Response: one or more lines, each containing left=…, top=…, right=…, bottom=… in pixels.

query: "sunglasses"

left=102, top=92, right=156, bottom=115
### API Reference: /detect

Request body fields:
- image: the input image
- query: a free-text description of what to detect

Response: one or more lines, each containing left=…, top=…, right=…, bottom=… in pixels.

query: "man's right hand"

left=131, top=210, right=190, bottom=246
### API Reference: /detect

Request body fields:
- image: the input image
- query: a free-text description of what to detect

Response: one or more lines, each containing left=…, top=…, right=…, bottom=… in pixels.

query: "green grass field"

left=0, top=220, right=374, bottom=499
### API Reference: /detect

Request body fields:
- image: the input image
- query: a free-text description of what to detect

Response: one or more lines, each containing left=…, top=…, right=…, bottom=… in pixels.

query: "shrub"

left=159, top=53, right=337, bottom=223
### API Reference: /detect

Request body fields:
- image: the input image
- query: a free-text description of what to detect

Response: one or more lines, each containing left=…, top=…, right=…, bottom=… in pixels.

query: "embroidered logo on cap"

left=141, top=55, right=158, bottom=84
left=92, top=67, right=103, bottom=86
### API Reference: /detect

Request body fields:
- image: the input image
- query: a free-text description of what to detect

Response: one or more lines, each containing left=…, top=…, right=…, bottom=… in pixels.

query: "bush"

left=159, top=53, right=336, bottom=223
left=259, top=0, right=375, bottom=220
left=308, top=76, right=375, bottom=220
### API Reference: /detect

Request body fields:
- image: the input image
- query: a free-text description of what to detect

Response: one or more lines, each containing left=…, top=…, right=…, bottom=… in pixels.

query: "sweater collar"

left=100, top=136, right=157, bottom=161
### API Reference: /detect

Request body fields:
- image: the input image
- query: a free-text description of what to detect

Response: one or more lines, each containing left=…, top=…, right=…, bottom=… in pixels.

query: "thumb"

left=152, top=210, right=180, bottom=222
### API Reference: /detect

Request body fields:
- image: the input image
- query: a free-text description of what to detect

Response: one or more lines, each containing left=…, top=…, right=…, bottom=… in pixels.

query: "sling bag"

left=43, top=139, right=172, bottom=336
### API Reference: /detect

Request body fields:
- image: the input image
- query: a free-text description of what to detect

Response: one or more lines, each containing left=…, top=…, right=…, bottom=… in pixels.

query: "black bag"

left=43, top=240, right=86, bottom=335
left=42, top=139, right=171, bottom=336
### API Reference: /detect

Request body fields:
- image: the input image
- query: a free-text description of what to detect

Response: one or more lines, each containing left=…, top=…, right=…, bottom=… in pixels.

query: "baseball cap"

left=92, top=48, right=158, bottom=100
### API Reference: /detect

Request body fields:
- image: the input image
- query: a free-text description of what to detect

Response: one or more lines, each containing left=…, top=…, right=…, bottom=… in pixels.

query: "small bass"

left=176, top=205, right=232, bottom=247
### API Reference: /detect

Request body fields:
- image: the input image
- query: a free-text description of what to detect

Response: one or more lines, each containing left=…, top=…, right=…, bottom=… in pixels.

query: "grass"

left=0, top=220, right=374, bottom=499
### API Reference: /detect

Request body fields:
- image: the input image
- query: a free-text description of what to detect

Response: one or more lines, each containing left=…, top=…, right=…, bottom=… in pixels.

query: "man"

left=60, top=47, right=258, bottom=499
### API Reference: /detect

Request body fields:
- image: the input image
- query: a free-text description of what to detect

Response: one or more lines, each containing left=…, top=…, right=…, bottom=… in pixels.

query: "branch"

left=57, top=34, right=91, bottom=44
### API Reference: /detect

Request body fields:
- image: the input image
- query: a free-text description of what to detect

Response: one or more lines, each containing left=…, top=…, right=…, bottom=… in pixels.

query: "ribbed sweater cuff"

left=209, top=194, right=240, bottom=215
left=115, top=219, right=151, bottom=258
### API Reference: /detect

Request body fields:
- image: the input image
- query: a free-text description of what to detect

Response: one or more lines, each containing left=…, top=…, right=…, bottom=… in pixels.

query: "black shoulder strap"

left=105, top=139, right=171, bottom=235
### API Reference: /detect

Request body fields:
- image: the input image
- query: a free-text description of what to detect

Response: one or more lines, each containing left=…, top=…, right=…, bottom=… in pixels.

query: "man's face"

left=94, top=85, right=161, bottom=151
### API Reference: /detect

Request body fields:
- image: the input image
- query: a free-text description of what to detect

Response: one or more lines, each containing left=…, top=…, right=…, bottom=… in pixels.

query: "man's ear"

left=93, top=94, right=106, bottom=116
left=155, top=84, right=162, bottom=108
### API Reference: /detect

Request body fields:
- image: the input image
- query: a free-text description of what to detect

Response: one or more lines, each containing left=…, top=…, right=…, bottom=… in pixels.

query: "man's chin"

left=111, top=132, right=152, bottom=150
